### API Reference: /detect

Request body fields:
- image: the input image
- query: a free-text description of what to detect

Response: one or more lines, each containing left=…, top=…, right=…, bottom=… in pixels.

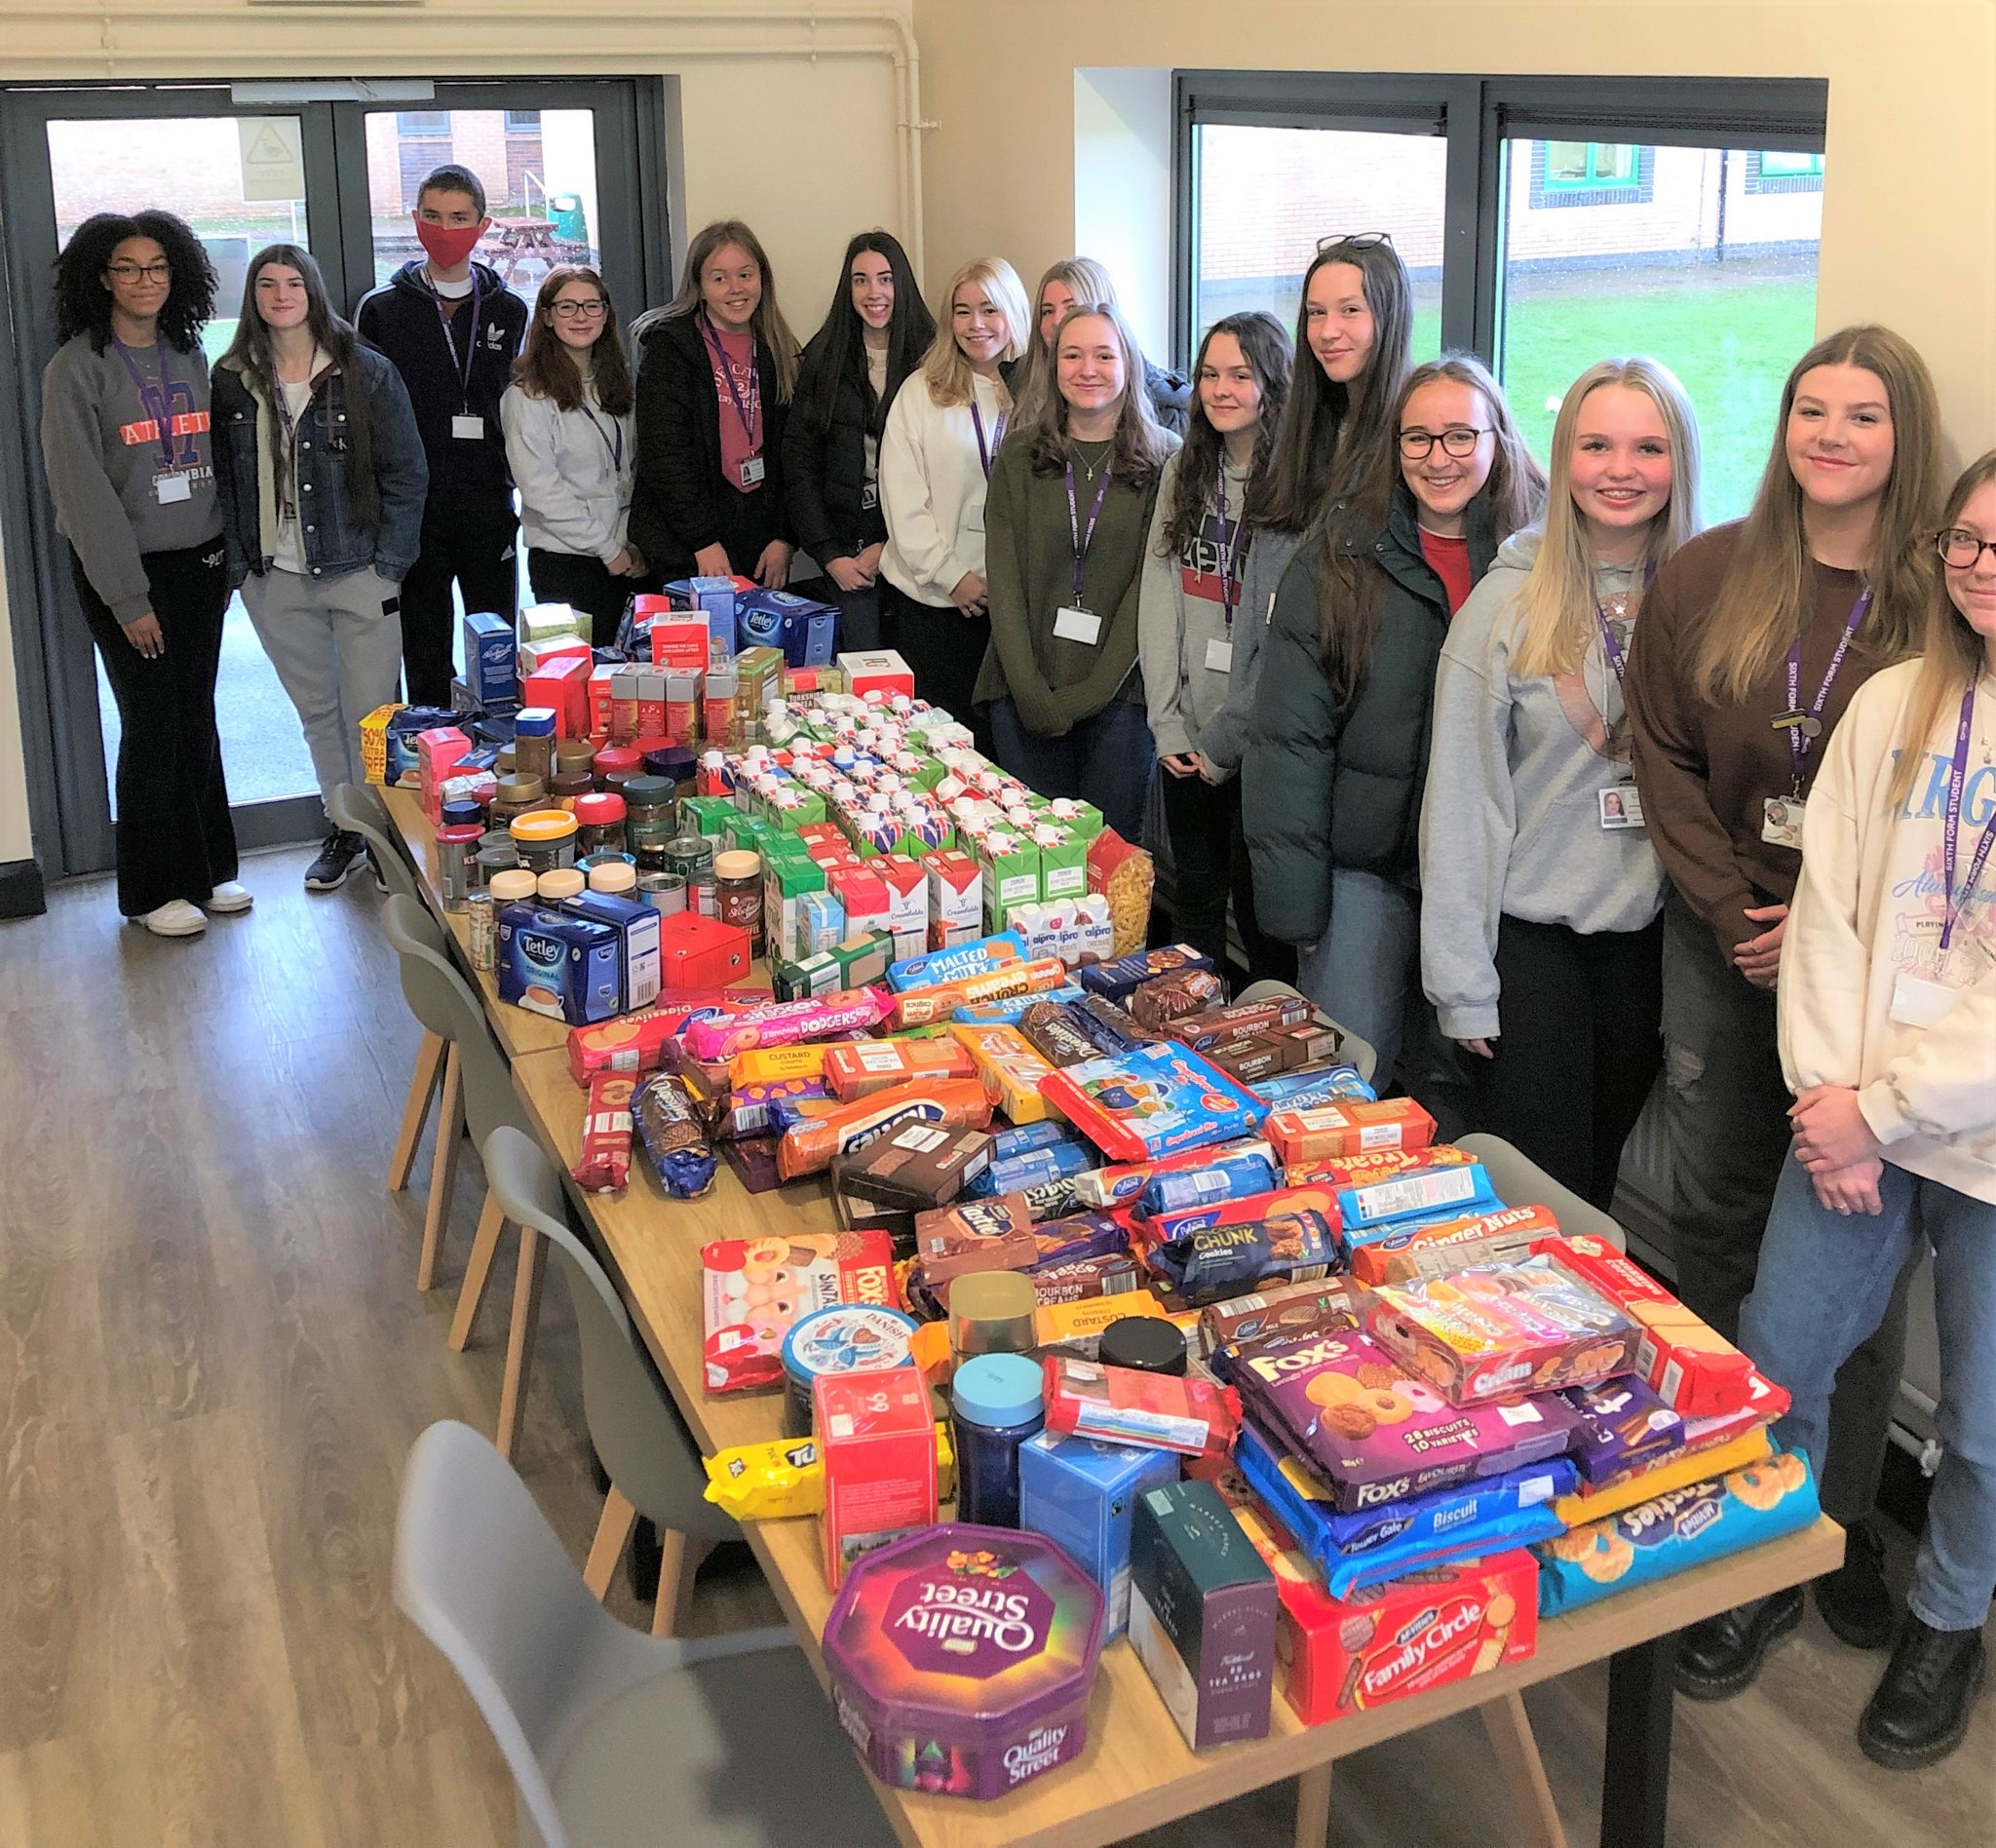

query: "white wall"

left=1072, top=66, right=1173, bottom=360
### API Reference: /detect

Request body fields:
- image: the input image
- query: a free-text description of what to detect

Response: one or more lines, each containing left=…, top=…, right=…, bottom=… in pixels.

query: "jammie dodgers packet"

left=1233, top=1327, right=1580, bottom=1513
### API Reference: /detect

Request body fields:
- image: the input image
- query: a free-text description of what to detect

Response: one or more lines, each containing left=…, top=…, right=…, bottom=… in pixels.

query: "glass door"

left=0, top=78, right=665, bottom=882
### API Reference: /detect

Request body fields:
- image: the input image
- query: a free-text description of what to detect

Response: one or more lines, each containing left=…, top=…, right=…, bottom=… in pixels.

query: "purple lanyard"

left=1777, top=589, right=1872, bottom=789
left=1938, top=681, right=1996, bottom=955
left=1064, top=451, right=1111, bottom=604
left=580, top=403, right=625, bottom=472
left=1592, top=564, right=1656, bottom=685
left=110, top=336, right=176, bottom=464
left=430, top=275, right=481, bottom=412
left=700, top=314, right=761, bottom=452
left=1212, top=461, right=1239, bottom=632
left=971, top=399, right=1006, bottom=480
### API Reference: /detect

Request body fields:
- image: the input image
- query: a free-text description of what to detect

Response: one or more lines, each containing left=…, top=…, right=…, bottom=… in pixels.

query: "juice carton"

left=875, top=854, right=930, bottom=963
left=926, top=852, right=983, bottom=950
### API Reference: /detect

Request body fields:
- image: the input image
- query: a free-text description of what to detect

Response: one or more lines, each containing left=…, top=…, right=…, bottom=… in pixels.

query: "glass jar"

left=1097, top=1317, right=1188, bottom=1377
left=949, top=1354, right=1045, bottom=1527
left=435, top=823, right=482, bottom=913
left=487, top=867, right=539, bottom=912
left=537, top=867, right=586, bottom=903
left=588, top=860, right=637, bottom=897
left=489, top=773, right=547, bottom=827
left=513, top=708, right=557, bottom=787
left=712, top=848, right=762, bottom=946
left=555, top=738, right=597, bottom=784
left=622, top=774, right=677, bottom=829
left=947, top=1271, right=1038, bottom=1362
left=572, top=790, right=628, bottom=857
left=439, top=795, right=486, bottom=833
left=510, top=809, right=579, bottom=876
left=547, top=770, right=594, bottom=811
left=664, top=833, right=713, bottom=879
left=688, top=870, right=718, bottom=919
left=594, top=743, right=645, bottom=792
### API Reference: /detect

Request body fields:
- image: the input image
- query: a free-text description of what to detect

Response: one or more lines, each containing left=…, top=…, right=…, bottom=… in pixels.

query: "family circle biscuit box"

left=822, top=1523, right=1105, bottom=1799
left=701, top=1231, right=899, bottom=1393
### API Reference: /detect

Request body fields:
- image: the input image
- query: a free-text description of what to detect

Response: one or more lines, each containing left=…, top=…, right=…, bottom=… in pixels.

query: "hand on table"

left=694, top=542, right=733, bottom=579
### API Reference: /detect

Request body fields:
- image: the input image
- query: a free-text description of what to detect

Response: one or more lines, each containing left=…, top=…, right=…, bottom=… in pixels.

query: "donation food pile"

left=379, top=589, right=1820, bottom=1803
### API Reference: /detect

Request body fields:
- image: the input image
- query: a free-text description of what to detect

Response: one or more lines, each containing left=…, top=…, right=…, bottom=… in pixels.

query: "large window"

left=1176, top=75, right=1827, bottom=523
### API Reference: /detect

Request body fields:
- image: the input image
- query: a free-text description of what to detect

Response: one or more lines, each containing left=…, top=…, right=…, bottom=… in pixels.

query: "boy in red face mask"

left=357, top=163, right=529, bottom=706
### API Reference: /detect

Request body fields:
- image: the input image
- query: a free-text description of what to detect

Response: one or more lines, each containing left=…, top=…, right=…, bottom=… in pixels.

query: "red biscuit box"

left=1546, top=1232, right=1754, bottom=1418
left=649, top=613, right=713, bottom=672
left=523, top=652, right=593, bottom=739
left=817, top=1365, right=938, bottom=1588
left=415, top=725, right=472, bottom=821
left=657, top=911, right=753, bottom=995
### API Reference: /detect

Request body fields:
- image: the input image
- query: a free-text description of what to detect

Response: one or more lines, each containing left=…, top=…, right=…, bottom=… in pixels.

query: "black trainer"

left=1674, top=1586, right=1805, bottom=1699
left=1816, top=1518, right=1897, bottom=1651
left=304, top=830, right=366, bottom=892
left=1859, top=1615, right=1986, bottom=1769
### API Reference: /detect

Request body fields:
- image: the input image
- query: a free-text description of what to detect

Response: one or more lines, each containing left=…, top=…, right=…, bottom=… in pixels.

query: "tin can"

left=637, top=870, right=687, bottom=915
left=466, top=891, right=497, bottom=974
left=689, top=870, right=719, bottom=919
left=664, top=833, right=713, bottom=879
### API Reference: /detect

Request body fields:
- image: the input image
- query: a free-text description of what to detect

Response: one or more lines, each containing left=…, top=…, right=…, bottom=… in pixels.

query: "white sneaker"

left=202, top=881, right=254, bottom=914
left=135, top=899, right=208, bottom=938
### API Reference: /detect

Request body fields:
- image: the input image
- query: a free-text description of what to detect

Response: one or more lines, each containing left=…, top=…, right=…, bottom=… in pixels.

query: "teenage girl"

left=978, top=301, right=1176, bottom=841
left=501, top=265, right=640, bottom=646
left=1013, top=256, right=1191, bottom=435
left=1195, top=236, right=1415, bottom=789
left=1738, top=449, right=1996, bottom=1771
left=1626, top=326, right=1942, bottom=1689
left=1136, top=310, right=1295, bottom=979
left=41, top=211, right=247, bottom=937
left=1245, top=353, right=1542, bottom=1082
left=629, top=219, right=800, bottom=590
left=784, top=231, right=935, bottom=652
left=878, top=256, right=1031, bottom=751
left=1421, top=359, right=1703, bottom=1207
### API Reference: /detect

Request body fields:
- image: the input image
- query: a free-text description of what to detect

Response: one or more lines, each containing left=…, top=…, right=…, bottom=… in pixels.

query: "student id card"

left=738, top=456, right=766, bottom=488
left=1599, top=785, right=1644, bottom=829
left=1054, top=605, right=1101, bottom=645
left=154, top=474, right=192, bottom=505
left=1762, top=795, right=1805, bottom=848
left=1205, top=637, right=1234, bottom=674
left=1891, top=971, right=1959, bottom=1028
left=452, top=414, right=484, bottom=441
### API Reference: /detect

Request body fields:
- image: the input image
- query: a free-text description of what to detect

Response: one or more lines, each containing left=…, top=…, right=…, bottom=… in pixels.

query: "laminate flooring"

left=0, top=849, right=1985, bottom=1847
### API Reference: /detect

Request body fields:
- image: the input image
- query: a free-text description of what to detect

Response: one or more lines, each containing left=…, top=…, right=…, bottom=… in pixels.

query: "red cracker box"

left=817, top=1365, right=938, bottom=1588
left=836, top=648, right=915, bottom=698
left=926, top=852, right=983, bottom=950
left=415, top=725, right=472, bottom=821
left=523, top=652, right=593, bottom=739
left=828, top=866, right=894, bottom=941
left=657, top=911, right=753, bottom=994
left=1266, top=1097, right=1436, bottom=1166
left=874, top=854, right=930, bottom=963
left=588, top=663, right=617, bottom=742
left=649, top=612, right=713, bottom=672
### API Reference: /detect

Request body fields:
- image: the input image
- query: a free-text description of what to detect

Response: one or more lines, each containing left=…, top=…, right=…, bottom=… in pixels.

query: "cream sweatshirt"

left=1780, top=657, right=1996, bottom=1205
left=878, top=371, right=1007, bottom=608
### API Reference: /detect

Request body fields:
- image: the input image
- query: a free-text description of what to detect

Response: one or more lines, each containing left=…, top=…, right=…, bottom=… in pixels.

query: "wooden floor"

left=0, top=848, right=1985, bottom=1847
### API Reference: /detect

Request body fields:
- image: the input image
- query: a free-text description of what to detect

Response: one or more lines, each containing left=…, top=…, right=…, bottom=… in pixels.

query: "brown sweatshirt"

left=1626, top=520, right=1890, bottom=957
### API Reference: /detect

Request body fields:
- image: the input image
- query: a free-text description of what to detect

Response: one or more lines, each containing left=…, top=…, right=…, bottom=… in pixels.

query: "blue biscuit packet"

left=1236, top=1419, right=1571, bottom=1598
left=1030, top=1211, right=1130, bottom=1266
left=962, top=1137, right=1098, bottom=1198
left=1138, top=1147, right=1279, bottom=1217
left=632, top=1072, right=718, bottom=1199
left=951, top=982, right=1087, bottom=1026
left=1335, top=1160, right=1503, bottom=1247
left=1535, top=1450, right=1820, bottom=1617
left=1251, top=1065, right=1377, bottom=1108
left=990, top=1119, right=1086, bottom=1162
left=1146, top=1206, right=1338, bottom=1306
left=889, top=930, right=1027, bottom=993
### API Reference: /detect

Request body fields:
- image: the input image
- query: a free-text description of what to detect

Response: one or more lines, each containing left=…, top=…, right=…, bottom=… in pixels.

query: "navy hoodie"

left=357, top=258, right=527, bottom=510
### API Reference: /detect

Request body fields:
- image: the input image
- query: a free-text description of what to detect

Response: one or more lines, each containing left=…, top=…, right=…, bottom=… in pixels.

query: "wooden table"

left=377, top=791, right=1842, bottom=1848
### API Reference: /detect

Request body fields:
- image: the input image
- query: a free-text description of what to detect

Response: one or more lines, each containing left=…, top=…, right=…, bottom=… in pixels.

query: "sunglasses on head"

left=1316, top=232, right=1395, bottom=253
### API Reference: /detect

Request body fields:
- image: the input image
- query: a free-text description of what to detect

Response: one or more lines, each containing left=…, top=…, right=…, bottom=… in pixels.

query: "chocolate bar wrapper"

left=832, top=1123, right=994, bottom=1211
left=1558, top=1375, right=1690, bottom=1485
left=1075, top=943, right=1215, bottom=1004
left=1200, top=1279, right=1368, bottom=1358
left=1021, top=1175, right=1086, bottom=1222
left=1017, top=1000, right=1102, bottom=1068
left=1145, top=1207, right=1339, bottom=1307
left=910, top=1191, right=1039, bottom=1286
left=1072, top=992, right=1163, bottom=1055
left=632, top=1072, right=718, bottom=1199
left=1128, top=968, right=1226, bottom=1029
left=721, top=1135, right=785, bottom=1195
left=1030, top=1211, right=1131, bottom=1266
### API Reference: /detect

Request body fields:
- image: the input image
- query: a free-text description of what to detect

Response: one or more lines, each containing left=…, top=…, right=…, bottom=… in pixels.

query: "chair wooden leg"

left=495, top=1224, right=546, bottom=1461
left=416, top=1044, right=463, bottom=1292
left=386, top=1028, right=445, bottom=1194
left=582, top=1486, right=638, bottom=1602
left=1292, top=1761, right=1333, bottom=1848
left=1478, top=1691, right=1568, bottom=1848
left=446, top=1190, right=508, bottom=1352
left=651, top=1532, right=714, bottom=1638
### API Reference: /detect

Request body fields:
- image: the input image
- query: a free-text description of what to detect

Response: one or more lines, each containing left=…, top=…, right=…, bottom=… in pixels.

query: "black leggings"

left=528, top=548, right=633, bottom=649
left=1158, top=769, right=1293, bottom=984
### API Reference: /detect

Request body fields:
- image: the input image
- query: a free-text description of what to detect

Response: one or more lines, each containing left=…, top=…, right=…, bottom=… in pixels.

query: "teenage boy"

left=358, top=163, right=528, bottom=706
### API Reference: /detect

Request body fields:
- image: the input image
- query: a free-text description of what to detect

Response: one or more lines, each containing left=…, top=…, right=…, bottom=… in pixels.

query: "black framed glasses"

left=105, top=260, right=172, bottom=284
left=1317, top=231, right=1395, bottom=252
left=551, top=298, right=608, bottom=321
left=1399, top=426, right=1491, bottom=459
left=1938, top=527, right=1996, bottom=568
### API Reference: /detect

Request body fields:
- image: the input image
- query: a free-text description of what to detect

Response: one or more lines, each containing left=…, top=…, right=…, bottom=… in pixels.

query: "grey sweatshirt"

left=1193, top=522, right=1302, bottom=780
left=1418, top=526, right=1666, bottom=1042
left=42, top=332, right=221, bottom=624
left=1136, top=449, right=1252, bottom=759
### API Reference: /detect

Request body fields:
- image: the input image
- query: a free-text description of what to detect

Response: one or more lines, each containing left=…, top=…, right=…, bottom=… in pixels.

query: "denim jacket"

left=211, top=344, right=427, bottom=592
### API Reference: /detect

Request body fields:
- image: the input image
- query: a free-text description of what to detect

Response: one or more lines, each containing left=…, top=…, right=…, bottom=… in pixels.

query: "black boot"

left=1674, top=1585, right=1805, bottom=1699
left=1815, top=1518, right=1896, bottom=1650
left=1859, top=1616, right=1986, bottom=1769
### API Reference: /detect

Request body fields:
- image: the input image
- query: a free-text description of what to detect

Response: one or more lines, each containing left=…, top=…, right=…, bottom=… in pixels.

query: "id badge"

left=451, top=414, right=484, bottom=441
left=1053, top=605, right=1101, bottom=645
left=1891, top=970, right=1959, bottom=1028
left=154, top=473, right=192, bottom=505
left=1205, top=637, right=1235, bottom=674
left=1599, top=785, right=1644, bottom=829
left=738, top=455, right=766, bottom=488
left=860, top=481, right=879, bottom=511
left=1762, top=795, right=1805, bottom=848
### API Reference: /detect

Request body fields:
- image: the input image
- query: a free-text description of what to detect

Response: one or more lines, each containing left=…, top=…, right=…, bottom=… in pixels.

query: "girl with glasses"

left=1245, top=354, right=1542, bottom=1084
left=1421, top=359, right=1703, bottom=1207
left=41, top=210, right=249, bottom=938
left=501, top=265, right=641, bottom=645
left=1736, top=450, right=1996, bottom=1771
left=1625, top=325, right=1942, bottom=1696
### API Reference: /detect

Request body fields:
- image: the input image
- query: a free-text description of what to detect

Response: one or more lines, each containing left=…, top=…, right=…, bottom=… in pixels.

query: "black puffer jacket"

left=782, top=329, right=893, bottom=564
left=1243, top=485, right=1499, bottom=944
left=629, top=312, right=791, bottom=583
left=1143, top=359, right=1192, bottom=437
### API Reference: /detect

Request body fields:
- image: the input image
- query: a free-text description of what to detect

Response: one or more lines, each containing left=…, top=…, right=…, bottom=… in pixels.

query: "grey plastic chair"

left=394, top=1420, right=892, bottom=1848
left=1456, top=1132, right=1629, bottom=1251
left=1236, top=978, right=1379, bottom=1087
left=328, top=780, right=422, bottom=905
left=483, top=1125, right=741, bottom=1636
left=381, top=894, right=543, bottom=1458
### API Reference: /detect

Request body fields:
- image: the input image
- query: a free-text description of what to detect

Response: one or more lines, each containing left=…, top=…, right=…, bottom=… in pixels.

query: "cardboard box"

left=976, top=834, right=1042, bottom=934
left=763, top=846, right=827, bottom=965
left=874, top=854, right=929, bottom=963
left=926, top=853, right=983, bottom=951
left=557, top=890, right=663, bottom=1014
left=741, top=589, right=838, bottom=668
left=827, top=866, right=893, bottom=942
left=415, top=725, right=472, bottom=822
left=517, top=635, right=592, bottom=678
left=518, top=602, right=585, bottom=645
left=496, top=903, right=623, bottom=1023
left=816, top=1365, right=937, bottom=1588
left=656, top=910, right=753, bottom=994
left=462, top=610, right=517, bottom=707
left=649, top=613, right=714, bottom=673
left=635, top=668, right=668, bottom=741
left=837, top=648, right=915, bottom=698
left=1019, top=1433, right=1181, bottom=1638
left=522, top=653, right=593, bottom=740
left=587, top=663, right=617, bottom=742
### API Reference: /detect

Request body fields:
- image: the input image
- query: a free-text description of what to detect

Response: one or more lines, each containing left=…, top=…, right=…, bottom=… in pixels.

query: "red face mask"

left=416, top=219, right=483, bottom=272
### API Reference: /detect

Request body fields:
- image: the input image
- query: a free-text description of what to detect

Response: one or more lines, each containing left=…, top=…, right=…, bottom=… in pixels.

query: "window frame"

left=1528, top=139, right=1655, bottom=209
left=1171, top=70, right=1826, bottom=370
left=1746, top=148, right=1825, bottom=194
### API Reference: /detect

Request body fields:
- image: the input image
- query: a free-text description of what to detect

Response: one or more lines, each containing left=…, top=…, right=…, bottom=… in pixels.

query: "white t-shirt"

left=271, top=375, right=315, bottom=574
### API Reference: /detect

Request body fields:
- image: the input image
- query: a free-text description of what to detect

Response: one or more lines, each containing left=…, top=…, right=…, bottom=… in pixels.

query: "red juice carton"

left=875, top=854, right=930, bottom=963
left=926, top=852, right=984, bottom=951
left=838, top=649, right=916, bottom=699
left=817, top=1365, right=938, bottom=1587
left=828, top=866, right=894, bottom=941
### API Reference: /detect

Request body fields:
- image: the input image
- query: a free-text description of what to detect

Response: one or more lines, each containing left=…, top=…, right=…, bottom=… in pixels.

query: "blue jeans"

left=988, top=697, right=1155, bottom=845
left=1742, top=1156, right=1996, bottom=1633
left=1293, top=867, right=1418, bottom=1085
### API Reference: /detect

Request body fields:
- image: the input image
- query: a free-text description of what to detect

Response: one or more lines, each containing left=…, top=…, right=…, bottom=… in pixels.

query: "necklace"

left=1071, top=436, right=1111, bottom=483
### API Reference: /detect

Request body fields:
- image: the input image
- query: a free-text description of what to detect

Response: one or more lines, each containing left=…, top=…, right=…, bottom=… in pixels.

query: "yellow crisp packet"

left=703, top=1424, right=956, bottom=1521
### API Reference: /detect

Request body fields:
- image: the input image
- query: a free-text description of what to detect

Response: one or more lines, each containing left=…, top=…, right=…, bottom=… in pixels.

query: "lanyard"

left=579, top=403, right=625, bottom=473
left=700, top=313, right=761, bottom=452
left=971, top=398, right=1007, bottom=480
left=1775, top=589, right=1872, bottom=790
left=1938, top=680, right=1996, bottom=955
left=1212, top=461, right=1239, bottom=632
left=270, top=373, right=309, bottom=519
left=430, top=274, right=481, bottom=412
left=1064, top=451, right=1112, bottom=605
left=1592, top=564, right=1655, bottom=684
left=111, top=336, right=176, bottom=465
